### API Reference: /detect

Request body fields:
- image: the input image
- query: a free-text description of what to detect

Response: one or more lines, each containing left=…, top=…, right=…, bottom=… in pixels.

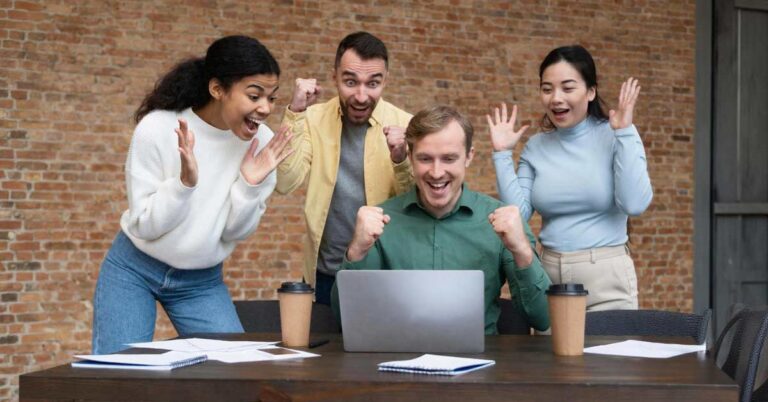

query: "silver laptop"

left=336, top=270, right=485, bottom=353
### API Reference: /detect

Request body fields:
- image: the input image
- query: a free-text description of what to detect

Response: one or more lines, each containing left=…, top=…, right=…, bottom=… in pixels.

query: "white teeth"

left=247, top=117, right=263, bottom=124
left=429, top=182, right=448, bottom=189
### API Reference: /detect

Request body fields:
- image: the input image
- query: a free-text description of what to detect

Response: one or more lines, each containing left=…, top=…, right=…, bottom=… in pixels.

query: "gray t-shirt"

left=316, top=117, right=368, bottom=276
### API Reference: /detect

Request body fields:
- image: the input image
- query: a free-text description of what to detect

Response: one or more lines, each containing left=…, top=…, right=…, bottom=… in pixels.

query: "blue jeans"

left=92, top=231, right=243, bottom=354
left=314, top=270, right=335, bottom=306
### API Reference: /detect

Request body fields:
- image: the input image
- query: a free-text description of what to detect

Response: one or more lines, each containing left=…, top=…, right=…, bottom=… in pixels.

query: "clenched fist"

left=346, top=206, right=391, bottom=262
left=383, top=125, right=407, bottom=163
left=489, top=205, right=533, bottom=267
left=289, top=78, right=322, bottom=113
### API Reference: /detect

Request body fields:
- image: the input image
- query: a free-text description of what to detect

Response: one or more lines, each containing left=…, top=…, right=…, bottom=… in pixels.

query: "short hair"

left=405, top=105, right=474, bottom=155
left=334, top=31, right=389, bottom=69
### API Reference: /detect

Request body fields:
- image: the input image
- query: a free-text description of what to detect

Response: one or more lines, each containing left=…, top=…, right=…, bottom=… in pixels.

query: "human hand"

left=288, top=78, right=322, bottom=113
left=383, top=125, right=407, bottom=163
left=486, top=103, right=529, bottom=152
left=489, top=205, right=533, bottom=267
left=240, top=125, right=294, bottom=185
left=609, top=77, right=641, bottom=130
left=175, top=119, right=198, bottom=187
left=346, top=206, right=391, bottom=262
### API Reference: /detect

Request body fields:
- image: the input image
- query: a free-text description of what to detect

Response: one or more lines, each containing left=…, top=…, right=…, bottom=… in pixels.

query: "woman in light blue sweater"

left=488, top=45, right=652, bottom=311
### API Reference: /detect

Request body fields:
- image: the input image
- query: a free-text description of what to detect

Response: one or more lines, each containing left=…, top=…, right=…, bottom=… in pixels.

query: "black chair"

left=497, top=298, right=532, bottom=334
left=233, top=300, right=341, bottom=334
left=714, top=305, right=768, bottom=402
left=585, top=309, right=712, bottom=344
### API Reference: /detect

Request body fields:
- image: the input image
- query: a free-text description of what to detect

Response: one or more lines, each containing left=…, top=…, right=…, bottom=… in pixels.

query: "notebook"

left=378, top=354, right=495, bottom=375
left=336, top=270, right=485, bottom=353
left=72, top=350, right=207, bottom=371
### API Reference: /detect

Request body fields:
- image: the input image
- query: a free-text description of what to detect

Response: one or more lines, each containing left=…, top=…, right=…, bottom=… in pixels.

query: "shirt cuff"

left=492, top=150, right=513, bottom=160
left=614, top=124, right=639, bottom=137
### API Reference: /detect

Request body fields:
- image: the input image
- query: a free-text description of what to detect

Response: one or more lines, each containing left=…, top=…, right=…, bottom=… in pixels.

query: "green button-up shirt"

left=334, top=186, right=551, bottom=333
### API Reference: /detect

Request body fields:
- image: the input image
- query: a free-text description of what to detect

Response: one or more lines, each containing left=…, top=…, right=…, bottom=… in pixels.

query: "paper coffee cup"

left=277, top=282, right=314, bottom=347
left=546, top=283, right=588, bottom=356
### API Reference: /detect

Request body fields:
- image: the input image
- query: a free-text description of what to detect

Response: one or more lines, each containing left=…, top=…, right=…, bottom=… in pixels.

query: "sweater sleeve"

left=275, top=106, right=313, bottom=195
left=122, top=134, right=195, bottom=241
left=493, top=149, right=534, bottom=221
left=612, top=125, right=653, bottom=216
left=221, top=170, right=276, bottom=242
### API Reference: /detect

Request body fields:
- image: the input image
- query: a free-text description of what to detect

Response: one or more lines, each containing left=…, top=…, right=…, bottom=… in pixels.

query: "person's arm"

left=608, top=77, right=653, bottom=216
left=612, top=124, right=653, bottom=215
left=492, top=150, right=534, bottom=221
left=122, top=123, right=196, bottom=241
left=222, top=126, right=292, bottom=241
left=275, top=79, right=321, bottom=195
left=490, top=205, right=551, bottom=331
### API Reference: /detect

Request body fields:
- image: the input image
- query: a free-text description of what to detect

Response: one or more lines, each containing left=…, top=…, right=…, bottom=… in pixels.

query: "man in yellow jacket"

left=276, top=32, right=413, bottom=304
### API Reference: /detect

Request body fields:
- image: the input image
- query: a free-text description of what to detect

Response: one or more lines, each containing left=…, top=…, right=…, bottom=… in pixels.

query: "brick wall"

left=0, top=0, right=695, bottom=399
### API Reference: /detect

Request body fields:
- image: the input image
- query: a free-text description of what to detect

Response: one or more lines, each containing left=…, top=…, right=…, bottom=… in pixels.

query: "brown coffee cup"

left=546, top=283, right=589, bottom=356
left=277, top=282, right=314, bottom=347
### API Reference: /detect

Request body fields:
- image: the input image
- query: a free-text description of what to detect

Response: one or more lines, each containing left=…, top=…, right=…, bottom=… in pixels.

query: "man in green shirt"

left=333, top=105, right=551, bottom=333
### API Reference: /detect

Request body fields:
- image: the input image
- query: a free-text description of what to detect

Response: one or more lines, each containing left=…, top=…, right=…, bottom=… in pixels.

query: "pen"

left=308, top=339, right=329, bottom=349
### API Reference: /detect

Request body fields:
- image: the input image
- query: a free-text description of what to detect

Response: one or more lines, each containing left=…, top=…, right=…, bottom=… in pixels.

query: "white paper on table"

left=206, top=347, right=319, bottom=363
left=583, top=340, right=707, bottom=358
left=127, top=338, right=278, bottom=352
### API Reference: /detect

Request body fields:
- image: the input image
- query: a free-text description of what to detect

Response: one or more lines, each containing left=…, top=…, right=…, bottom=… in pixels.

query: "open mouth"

left=427, top=181, right=449, bottom=194
left=244, top=116, right=263, bottom=133
left=551, top=108, right=569, bottom=119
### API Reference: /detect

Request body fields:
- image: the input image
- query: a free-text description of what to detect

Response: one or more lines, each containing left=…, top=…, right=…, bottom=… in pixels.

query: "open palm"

left=487, top=103, right=529, bottom=152
left=609, top=77, right=641, bottom=130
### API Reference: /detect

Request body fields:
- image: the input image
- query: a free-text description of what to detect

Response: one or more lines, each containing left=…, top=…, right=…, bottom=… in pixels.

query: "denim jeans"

left=92, top=231, right=243, bottom=354
left=314, top=270, right=336, bottom=306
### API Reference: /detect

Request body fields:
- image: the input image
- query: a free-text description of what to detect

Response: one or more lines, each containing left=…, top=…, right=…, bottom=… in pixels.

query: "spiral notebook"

left=378, top=354, right=495, bottom=376
left=72, top=351, right=207, bottom=371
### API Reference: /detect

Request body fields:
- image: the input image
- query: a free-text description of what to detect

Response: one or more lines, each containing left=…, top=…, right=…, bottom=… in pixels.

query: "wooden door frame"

left=693, top=0, right=713, bottom=314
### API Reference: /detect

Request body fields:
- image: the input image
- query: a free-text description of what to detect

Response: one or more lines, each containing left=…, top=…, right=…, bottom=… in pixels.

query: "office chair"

left=585, top=309, right=712, bottom=344
left=714, top=305, right=768, bottom=402
left=497, top=298, right=533, bottom=335
left=233, top=300, right=341, bottom=334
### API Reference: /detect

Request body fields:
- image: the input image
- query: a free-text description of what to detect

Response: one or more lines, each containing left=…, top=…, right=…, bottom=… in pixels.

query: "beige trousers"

left=541, top=245, right=638, bottom=311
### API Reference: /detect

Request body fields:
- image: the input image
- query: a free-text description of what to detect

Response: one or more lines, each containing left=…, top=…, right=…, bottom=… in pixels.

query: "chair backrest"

left=233, top=300, right=341, bottom=334
left=496, top=298, right=532, bottom=335
left=585, top=309, right=712, bottom=345
left=714, top=305, right=768, bottom=402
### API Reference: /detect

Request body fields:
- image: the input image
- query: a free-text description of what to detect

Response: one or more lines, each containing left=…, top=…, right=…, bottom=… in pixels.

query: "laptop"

left=336, top=270, right=485, bottom=353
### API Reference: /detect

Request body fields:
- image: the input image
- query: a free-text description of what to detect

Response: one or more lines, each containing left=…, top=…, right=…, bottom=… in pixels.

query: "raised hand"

left=489, top=205, right=533, bottom=267
left=346, top=206, right=391, bottom=262
left=288, top=78, right=322, bottom=113
left=175, top=119, right=198, bottom=187
left=240, top=125, right=294, bottom=185
left=486, top=103, right=529, bottom=152
left=609, top=77, right=641, bottom=130
left=383, top=125, right=408, bottom=163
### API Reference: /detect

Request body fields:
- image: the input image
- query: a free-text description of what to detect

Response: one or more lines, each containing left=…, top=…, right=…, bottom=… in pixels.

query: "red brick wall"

left=0, top=0, right=695, bottom=399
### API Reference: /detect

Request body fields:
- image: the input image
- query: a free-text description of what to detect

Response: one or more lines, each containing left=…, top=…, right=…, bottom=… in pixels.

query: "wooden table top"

left=20, top=333, right=738, bottom=402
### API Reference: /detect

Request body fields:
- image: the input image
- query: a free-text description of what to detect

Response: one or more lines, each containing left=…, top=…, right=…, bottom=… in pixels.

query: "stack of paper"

left=126, top=338, right=320, bottom=364
left=378, top=354, right=495, bottom=376
left=583, top=340, right=707, bottom=358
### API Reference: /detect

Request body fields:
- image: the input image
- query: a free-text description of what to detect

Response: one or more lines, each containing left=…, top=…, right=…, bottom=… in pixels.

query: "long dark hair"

left=134, top=35, right=280, bottom=123
left=539, top=45, right=608, bottom=131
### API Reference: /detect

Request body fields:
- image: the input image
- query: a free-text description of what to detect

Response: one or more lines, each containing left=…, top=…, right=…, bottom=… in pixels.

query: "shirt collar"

left=402, top=184, right=475, bottom=219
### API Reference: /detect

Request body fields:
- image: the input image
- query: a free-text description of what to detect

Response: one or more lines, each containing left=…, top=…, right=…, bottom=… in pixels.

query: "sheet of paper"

left=128, top=338, right=278, bottom=352
left=207, top=347, right=319, bottom=363
left=583, top=340, right=707, bottom=358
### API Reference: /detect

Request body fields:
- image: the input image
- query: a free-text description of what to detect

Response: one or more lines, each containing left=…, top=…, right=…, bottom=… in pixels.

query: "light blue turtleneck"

left=492, top=117, right=652, bottom=252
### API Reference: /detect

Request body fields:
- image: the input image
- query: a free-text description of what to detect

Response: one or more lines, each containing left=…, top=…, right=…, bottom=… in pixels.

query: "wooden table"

left=20, top=334, right=737, bottom=402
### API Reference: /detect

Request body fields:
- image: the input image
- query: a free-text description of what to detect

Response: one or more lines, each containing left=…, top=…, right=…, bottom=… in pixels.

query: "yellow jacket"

left=276, top=97, right=413, bottom=286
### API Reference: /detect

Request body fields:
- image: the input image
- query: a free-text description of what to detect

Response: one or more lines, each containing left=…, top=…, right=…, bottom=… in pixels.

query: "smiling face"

left=540, top=61, right=596, bottom=129
left=207, top=73, right=279, bottom=141
left=410, top=120, right=474, bottom=219
left=334, top=49, right=387, bottom=125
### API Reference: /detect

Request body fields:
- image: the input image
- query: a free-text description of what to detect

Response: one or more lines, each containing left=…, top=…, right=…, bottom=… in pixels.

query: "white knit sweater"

left=119, top=108, right=276, bottom=269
